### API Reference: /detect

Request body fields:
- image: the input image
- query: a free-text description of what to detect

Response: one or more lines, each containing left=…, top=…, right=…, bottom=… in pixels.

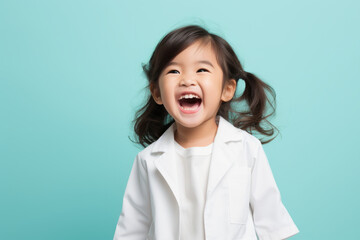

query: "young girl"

left=113, top=25, right=299, bottom=240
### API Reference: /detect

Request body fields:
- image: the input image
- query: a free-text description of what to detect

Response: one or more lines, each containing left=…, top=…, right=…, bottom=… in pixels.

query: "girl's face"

left=152, top=40, right=236, bottom=129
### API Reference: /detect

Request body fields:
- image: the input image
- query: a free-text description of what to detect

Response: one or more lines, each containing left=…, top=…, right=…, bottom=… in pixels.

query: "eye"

left=168, top=69, right=180, bottom=74
left=197, top=68, right=209, bottom=73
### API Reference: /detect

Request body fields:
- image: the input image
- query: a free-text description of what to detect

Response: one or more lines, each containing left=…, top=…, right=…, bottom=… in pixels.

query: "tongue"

left=180, top=99, right=201, bottom=108
left=182, top=102, right=199, bottom=108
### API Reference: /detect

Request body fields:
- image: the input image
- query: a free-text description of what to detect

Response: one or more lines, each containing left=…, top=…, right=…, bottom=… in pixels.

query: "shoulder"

left=136, top=141, right=157, bottom=159
left=134, top=139, right=165, bottom=166
left=217, top=116, right=261, bottom=154
left=236, top=128, right=263, bottom=161
left=217, top=116, right=261, bottom=149
left=239, top=129, right=262, bottom=147
left=127, top=142, right=157, bottom=172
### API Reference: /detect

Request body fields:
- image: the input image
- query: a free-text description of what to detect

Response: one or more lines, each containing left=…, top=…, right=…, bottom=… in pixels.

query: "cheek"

left=159, top=81, right=175, bottom=103
left=202, top=82, right=223, bottom=106
left=158, top=79, right=167, bottom=95
left=203, top=81, right=223, bottom=97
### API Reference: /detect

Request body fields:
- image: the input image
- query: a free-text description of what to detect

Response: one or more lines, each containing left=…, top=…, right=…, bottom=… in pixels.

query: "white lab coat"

left=113, top=116, right=299, bottom=240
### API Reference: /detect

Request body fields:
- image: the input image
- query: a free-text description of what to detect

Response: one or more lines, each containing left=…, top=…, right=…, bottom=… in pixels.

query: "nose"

left=179, top=73, right=197, bottom=87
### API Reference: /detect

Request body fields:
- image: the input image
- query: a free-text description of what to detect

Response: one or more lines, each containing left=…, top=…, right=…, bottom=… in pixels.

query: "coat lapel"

left=206, top=141, right=234, bottom=195
left=206, top=116, right=243, bottom=196
left=152, top=123, right=181, bottom=204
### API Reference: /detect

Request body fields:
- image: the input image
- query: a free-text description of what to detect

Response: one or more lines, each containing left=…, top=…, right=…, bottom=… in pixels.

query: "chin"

left=177, top=122, right=201, bottom=129
left=173, top=116, right=204, bottom=129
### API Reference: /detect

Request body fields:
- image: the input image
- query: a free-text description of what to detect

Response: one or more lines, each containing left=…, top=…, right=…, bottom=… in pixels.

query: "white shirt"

left=174, top=140, right=213, bottom=240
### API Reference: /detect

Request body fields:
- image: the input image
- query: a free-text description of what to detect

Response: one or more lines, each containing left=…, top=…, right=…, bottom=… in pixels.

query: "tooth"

left=179, top=94, right=200, bottom=100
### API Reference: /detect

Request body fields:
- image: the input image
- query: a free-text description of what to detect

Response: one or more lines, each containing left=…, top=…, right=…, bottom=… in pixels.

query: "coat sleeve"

left=250, top=139, right=299, bottom=240
left=113, top=153, right=152, bottom=240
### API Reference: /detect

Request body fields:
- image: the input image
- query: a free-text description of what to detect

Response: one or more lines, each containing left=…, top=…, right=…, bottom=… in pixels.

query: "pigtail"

left=230, top=71, right=279, bottom=144
left=132, top=94, right=174, bottom=147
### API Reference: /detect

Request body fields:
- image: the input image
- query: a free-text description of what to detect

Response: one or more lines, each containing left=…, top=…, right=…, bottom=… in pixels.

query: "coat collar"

left=151, top=115, right=243, bottom=154
left=152, top=116, right=244, bottom=204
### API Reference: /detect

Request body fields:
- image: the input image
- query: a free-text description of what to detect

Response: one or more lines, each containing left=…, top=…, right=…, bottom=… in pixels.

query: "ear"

left=150, top=82, right=163, bottom=105
left=221, top=79, right=237, bottom=102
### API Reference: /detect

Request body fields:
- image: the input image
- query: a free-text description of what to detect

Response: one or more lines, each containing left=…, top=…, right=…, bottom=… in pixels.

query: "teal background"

left=1, top=0, right=359, bottom=239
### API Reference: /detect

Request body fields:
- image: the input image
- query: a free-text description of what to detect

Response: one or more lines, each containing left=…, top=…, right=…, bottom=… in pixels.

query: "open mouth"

left=178, top=93, right=202, bottom=113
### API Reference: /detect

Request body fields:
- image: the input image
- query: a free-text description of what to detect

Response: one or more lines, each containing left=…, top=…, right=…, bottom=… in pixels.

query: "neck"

left=174, top=117, right=218, bottom=148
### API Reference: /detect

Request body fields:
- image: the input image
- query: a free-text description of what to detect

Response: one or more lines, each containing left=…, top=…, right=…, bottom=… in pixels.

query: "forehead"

left=169, top=40, right=219, bottom=66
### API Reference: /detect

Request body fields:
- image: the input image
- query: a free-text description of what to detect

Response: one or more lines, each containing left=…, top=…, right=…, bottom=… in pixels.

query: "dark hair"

left=133, top=24, right=279, bottom=147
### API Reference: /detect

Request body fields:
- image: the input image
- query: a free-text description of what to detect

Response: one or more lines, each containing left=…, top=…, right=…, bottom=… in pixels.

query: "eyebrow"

left=167, top=60, right=214, bottom=68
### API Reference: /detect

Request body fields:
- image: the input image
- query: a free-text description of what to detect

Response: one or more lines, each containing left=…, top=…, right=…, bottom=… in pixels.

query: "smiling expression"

left=151, top=40, right=236, bottom=129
